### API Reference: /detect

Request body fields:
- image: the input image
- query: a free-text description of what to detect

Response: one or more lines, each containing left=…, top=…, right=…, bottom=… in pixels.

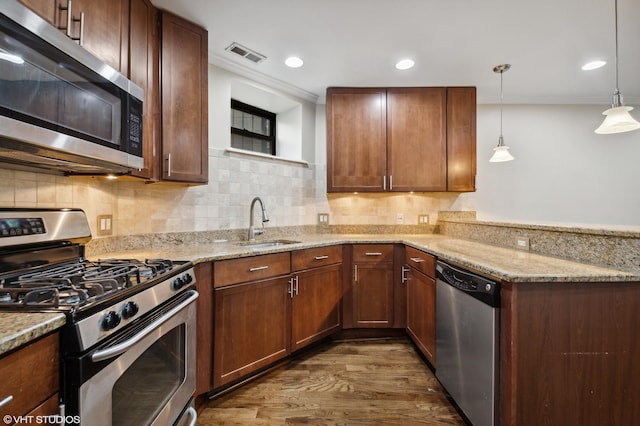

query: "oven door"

left=74, top=289, right=198, bottom=426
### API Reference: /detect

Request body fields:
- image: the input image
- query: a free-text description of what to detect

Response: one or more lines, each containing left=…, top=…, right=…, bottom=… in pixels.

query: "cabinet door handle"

left=167, top=153, right=172, bottom=177
left=314, top=255, right=329, bottom=260
left=383, top=175, right=386, bottom=190
left=0, top=395, right=13, bottom=408
left=389, top=175, right=393, bottom=190
left=249, top=265, right=269, bottom=272
left=71, top=12, right=85, bottom=46
left=410, top=257, right=425, bottom=263
left=365, top=252, right=383, bottom=256
left=354, top=265, right=358, bottom=282
left=288, top=277, right=294, bottom=298
left=58, top=0, right=73, bottom=36
left=401, top=266, right=410, bottom=284
left=294, top=275, right=299, bottom=296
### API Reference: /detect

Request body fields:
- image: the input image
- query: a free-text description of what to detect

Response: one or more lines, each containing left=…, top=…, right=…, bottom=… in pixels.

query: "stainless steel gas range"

left=0, top=209, right=198, bottom=426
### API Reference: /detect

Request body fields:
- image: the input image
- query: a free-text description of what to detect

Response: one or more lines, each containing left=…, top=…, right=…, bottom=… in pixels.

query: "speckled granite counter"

left=4, top=233, right=638, bottom=354
left=0, top=312, right=66, bottom=356
left=90, top=234, right=640, bottom=283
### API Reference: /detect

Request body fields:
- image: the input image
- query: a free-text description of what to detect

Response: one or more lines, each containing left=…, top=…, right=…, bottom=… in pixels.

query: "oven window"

left=112, top=325, right=185, bottom=426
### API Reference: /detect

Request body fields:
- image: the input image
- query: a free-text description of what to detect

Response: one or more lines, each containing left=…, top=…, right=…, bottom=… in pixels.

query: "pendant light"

left=594, top=0, right=640, bottom=134
left=489, top=64, right=514, bottom=162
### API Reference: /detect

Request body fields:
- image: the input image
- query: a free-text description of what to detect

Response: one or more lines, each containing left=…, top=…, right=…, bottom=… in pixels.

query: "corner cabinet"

left=343, top=244, right=405, bottom=329
left=160, top=11, right=208, bottom=183
left=326, top=86, right=476, bottom=193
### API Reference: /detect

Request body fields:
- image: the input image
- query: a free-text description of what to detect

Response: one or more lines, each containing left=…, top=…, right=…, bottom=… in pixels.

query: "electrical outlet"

left=97, top=214, right=113, bottom=236
left=418, top=214, right=429, bottom=224
left=396, top=213, right=404, bottom=224
left=515, top=237, right=530, bottom=251
left=318, top=213, right=329, bottom=225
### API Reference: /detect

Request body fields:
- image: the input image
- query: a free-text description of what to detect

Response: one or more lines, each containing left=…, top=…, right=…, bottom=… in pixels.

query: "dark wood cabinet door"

left=291, top=264, right=342, bottom=351
left=213, top=277, right=291, bottom=389
left=406, top=268, right=436, bottom=365
left=128, top=0, right=158, bottom=180
left=326, top=87, right=387, bottom=192
left=352, top=262, right=395, bottom=327
left=18, top=0, right=61, bottom=26
left=71, top=0, right=129, bottom=73
left=447, top=87, right=477, bottom=192
left=161, top=11, right=208, bottom=183
left=387, top=87, right=447, bottom=192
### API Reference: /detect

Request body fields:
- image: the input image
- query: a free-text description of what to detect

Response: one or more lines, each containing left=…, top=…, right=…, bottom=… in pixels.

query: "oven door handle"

left=91, top=290, right=199, bottom=363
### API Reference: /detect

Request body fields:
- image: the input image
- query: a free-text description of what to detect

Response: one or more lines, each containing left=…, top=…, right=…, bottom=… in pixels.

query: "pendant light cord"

left=614, top=0, right=619, bottom=94
left=500, top=70, right=504, bottom=140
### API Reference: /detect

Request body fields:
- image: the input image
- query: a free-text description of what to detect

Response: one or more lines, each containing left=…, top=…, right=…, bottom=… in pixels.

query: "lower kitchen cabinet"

left=291, top=245, right=343, bottom=351
left=404, top=247, right=436, bottom=365
left=345, top=244, right=404, bottom=328
left=213, top=276, right=291, bottom=389
left=194, top=261, right=213, bottom=395
left=211, top=247, right=343, bottom=391
left=0, top=332, right=60, bottom=419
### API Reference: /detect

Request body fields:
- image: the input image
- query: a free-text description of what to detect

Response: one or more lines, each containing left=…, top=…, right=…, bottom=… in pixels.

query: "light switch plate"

left=318, top=213, right=329, bottom=225
left=418, top=214, right=429, bottom=224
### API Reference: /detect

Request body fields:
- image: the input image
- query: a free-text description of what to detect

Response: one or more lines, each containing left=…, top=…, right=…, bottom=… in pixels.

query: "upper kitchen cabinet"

left=66, top=0, right=130, bottom=72
left=326, top=88, right=387, bottom=192
left=160, top=11, right=208, bottom=184
left=326, top=86, right=476, bottom=193
left=446, top=87, right=476, bottom=192
left=17, top=0, right=129, bottom=72
left=18, top=0, right=61, bottom=26
left=387, top=87, right=446, bottom=192
left=128, top=0, right=158, bottom=179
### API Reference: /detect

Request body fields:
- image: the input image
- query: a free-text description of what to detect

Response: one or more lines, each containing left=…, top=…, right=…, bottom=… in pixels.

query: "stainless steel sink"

left=237, top=239, right=301, bottom=249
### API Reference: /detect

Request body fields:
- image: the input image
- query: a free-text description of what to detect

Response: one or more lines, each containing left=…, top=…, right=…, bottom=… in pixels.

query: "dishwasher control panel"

left=436, top=261, right=499, bottom=307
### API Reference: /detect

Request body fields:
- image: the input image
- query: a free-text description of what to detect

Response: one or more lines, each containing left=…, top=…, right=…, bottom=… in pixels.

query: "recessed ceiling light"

left=395, top=59, right=415, bottom=70
left=582, top=60, right=606, bottom=71
left=285, top=56, right=304, bottom=68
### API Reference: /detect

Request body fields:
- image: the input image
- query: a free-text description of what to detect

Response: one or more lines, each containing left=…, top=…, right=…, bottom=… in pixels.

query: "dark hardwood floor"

left=198, top=339, right=465, bottom=425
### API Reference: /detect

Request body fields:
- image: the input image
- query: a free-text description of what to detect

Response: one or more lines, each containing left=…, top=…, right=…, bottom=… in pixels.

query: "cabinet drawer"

left=405, top=246, right=436, bottom=278
left=352, top=244, right=394, bottom=262
left=0, top=333, right=59, bottom=418
left=214, top=252, right=291, bottom=287
left=292, top=245, right=343, bottom=271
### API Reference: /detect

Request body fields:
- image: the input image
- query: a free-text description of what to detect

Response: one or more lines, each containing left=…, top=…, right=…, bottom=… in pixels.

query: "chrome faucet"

left=248, top=197, right=269, bottom=241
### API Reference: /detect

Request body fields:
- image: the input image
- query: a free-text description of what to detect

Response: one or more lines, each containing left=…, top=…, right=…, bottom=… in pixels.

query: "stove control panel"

left=0, top=217, right=45, bottom=237
left=75, top=266, right=196, bottom=351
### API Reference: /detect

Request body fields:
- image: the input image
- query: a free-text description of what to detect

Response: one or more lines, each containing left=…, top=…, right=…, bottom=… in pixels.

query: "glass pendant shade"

left=489, top=136, right=514, bottom=162
left=595, top=106, right=640, bottom=134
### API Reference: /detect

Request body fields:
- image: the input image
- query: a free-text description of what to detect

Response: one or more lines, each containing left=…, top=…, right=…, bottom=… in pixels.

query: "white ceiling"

left=151, top=0, right=640, bottom=105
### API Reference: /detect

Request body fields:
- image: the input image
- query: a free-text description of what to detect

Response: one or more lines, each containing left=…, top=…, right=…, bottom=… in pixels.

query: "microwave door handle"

left=90, top=290, right=198, bottom=363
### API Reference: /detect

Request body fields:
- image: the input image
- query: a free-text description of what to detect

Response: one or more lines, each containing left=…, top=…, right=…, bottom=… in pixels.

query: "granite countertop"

left=93, top=234, right=640, bottom=283
left=0, top=312, right=66, bottom=356
left=3, top=232, right=638, bottom=355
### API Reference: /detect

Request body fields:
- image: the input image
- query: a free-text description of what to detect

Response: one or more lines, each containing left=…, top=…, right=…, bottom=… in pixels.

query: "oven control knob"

left=101, top=311, right=121, bottom=330
left=172, top=277, right=185, bottom=290
left=183, top=273, right=193, bottom=284
left=121, top=301, right=139, bottom=319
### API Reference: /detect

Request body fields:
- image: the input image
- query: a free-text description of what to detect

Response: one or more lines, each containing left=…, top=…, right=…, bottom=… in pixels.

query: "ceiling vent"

left=225, top=42, right=267, bottom=64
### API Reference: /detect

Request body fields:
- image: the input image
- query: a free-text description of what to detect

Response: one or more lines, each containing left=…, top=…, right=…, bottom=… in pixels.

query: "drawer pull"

left=314, top=255, right=329, bottom=260
left=249, top=265, right=269, bottom=272
left=0, top=395, right=13, bottom=408
left=410, top=257, right=425, bottom=263
left=365, top=252, right=383, bottom=256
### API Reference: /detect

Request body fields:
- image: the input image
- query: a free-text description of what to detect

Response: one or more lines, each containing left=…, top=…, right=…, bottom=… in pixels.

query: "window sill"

left=224, top=147, right=309, bottom=167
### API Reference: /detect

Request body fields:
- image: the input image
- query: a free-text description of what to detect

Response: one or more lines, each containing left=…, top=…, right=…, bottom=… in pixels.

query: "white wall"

left=470, top=104, right=640, bottom=228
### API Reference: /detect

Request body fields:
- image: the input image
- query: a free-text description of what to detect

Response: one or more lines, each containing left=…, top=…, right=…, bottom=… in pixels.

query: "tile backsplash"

left=0, top=148, right=464, bottom=239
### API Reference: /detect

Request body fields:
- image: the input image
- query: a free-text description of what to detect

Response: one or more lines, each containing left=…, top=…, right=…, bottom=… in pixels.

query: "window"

left=230, top=99, right=276, bottom=155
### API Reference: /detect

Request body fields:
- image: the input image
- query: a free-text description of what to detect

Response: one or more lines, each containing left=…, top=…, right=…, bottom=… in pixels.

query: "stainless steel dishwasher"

left=435, top=261, right=499, bottom=426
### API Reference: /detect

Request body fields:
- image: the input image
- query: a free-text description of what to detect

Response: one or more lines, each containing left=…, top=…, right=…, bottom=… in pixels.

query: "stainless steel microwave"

left=0, top=1, right=143, bottom=175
